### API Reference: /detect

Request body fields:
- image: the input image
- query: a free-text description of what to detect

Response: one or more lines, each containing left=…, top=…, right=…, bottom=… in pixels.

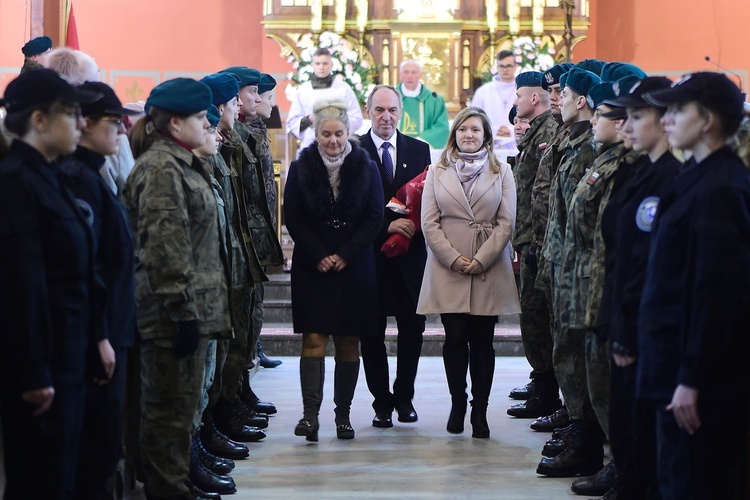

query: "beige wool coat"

left=416, top=160, right=521, bottom=316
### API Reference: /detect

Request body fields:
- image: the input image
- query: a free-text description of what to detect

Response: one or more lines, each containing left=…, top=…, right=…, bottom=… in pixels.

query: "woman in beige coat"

left=417, top=107, right=520, bottom=438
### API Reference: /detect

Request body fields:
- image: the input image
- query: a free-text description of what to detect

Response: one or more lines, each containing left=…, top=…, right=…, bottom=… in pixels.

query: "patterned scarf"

left=317, top=140, right=352, bottom=200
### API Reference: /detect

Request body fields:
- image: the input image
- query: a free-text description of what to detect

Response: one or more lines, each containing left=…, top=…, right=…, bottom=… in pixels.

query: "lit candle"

left=334, top=0, right=346, bottom=34
left=486, top=0, right=498, bottom=34
left=357, top=0, right=369, bottom=32
left=532, top=0, right=544, bottom=35
left=508, top=0, right=520, bottom=35
left=311, top=0, right=322, bottom=32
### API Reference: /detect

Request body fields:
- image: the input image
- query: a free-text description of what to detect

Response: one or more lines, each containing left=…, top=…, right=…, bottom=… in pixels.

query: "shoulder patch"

left=635, top=196, right=659, bottom=232
left=75, top=198, right=95, bottom=227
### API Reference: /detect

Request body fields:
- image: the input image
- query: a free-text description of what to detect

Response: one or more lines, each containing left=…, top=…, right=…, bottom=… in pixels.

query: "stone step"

left=259, top=323, right=524, bottom=357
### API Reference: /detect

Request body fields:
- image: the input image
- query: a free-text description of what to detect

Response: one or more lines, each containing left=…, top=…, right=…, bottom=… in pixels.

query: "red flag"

left=66, top=2, right=79, bottom=49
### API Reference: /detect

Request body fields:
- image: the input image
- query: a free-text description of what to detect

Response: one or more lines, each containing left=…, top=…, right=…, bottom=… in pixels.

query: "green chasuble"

left=397, top=83, right=449, bottom=149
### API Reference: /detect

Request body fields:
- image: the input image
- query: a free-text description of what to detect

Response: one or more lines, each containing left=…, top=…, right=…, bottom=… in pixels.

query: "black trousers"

left=360, top=282, right=425, bottom=414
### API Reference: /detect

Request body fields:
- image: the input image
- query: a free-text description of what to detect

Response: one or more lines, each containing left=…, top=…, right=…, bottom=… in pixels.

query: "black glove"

left=172, top=320, right=201, bottom=359
left=525, top=245, right=538, bottom=275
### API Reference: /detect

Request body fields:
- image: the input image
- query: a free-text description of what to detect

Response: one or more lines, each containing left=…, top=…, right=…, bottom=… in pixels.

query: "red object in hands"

left=381, top=169, right=428, bottom=257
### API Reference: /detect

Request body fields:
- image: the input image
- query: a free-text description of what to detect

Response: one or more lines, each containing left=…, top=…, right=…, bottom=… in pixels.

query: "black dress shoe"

left=396, top=403, right=418, bottom=423
left=536, top=446, right=603, bottom=477
left=372, top=411, right=393, bottom=428
left=201, top=416, right=250, bottom=459
left=509, top=380, right=535, bottom=400
left=190, top=459, right=237, bottom=495
left=258, top=342, right=282, bottom=368
left=571, top=461, right=618, bottom=496
left=507, top=394, right=562, bottom=418
left=530, top=406, right=570, bottom=431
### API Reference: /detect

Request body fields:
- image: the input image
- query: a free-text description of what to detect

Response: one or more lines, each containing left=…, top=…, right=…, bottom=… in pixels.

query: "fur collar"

left=295, top=139, right=372, bottom=222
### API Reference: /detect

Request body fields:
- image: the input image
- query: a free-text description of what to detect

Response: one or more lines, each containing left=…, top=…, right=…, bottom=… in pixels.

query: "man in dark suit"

left=359, top=84, right=432, bottom=427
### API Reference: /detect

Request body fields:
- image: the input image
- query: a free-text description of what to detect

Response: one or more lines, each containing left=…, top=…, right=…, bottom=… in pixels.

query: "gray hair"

left=366, top=84, right=402, bottom=110
left=399, top=59, right=422, bottom=72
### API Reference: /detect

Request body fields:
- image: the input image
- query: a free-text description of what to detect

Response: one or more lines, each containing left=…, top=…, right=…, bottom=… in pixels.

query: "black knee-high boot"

left=469, top=348, right=495, bottom=438
left=333, top=359, right=360, bottom=439
left=443, top=343, right=469, bottom=433
left=295, top=357, right=324, bottom=442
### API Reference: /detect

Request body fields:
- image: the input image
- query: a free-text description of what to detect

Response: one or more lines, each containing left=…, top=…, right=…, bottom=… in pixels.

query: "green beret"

left=22, top=36, right=52, bottom=57
left=207, top=105, right=221, bottom=128
left=200, top=73, right=240, bottom=106
left=601, top=62, right=647, bottom=83
left=258, top=73, right=277, bottom=94
left=575, top=59, right=606, bottom=76
left=542, top=63, right=574, bottom=90
left=145, top=78, right=213, bottom=115
left=515, top=71, right=545, bottom=89
left=219, top=66, right=261, bottom=88
left=586, top=82, right=617, bottom=110
left=564, top=68, right=601, bottom=99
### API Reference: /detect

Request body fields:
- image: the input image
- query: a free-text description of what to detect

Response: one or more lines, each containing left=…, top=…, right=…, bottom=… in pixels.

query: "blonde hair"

left=313, top=99, right=350, bottom=135
left=437, top=107, right=501, bottom=173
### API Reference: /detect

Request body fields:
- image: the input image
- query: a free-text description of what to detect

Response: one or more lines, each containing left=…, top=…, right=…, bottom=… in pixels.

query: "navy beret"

left=258, top=74, right=277, bottom=94
left=200, top=73, right=240, bottom=106
left=516, top=71, right=545, bottom=89
left=22, top=36, right=52, bottom=57
left=644, top=71, right=744, bottom=123
left=145, top=78, right=213, bottom=115
left=509, top=105, right=517, bottom=123
left=564, top=68, right=601, bottom=99
left=219, top=66, right=261, bottom=88
left=542, top=63, right=574, bottom=90
left=606, top=76, right=673, bottom=109
left=586, top=82, right=618, bottom=110
left=1, top=68, right=100, bottom=113
left=79, top=82, right=141, bottom=117
left=574, top=59, right=606, bottom=76
left=206, top=105, right=221, bottom=128
left=601, top=62, right=647, bottom=83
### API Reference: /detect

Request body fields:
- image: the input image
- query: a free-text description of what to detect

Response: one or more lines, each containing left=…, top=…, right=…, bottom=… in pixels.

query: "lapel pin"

left=402, top=163, right=407, bottom=168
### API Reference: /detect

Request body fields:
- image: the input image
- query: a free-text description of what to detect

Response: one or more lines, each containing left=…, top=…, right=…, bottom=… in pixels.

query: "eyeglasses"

left=100, top=116, right=124, bottom=125
left=498, top=64, right=516, bottom=70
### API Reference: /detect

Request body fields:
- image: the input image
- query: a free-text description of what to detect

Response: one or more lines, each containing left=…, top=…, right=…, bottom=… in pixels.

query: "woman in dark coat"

left=284, top=99, right=383, bottom=442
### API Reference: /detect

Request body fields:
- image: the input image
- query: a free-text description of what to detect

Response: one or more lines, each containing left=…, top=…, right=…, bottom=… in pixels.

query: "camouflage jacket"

left=512, top=110, right=559, bottom=252
left=531, top=119, right=568, bottom=247
left=233, top=120, right=283, bottom=267
left=123, top=136, right=230, bottom=339
left=243, top=116, right=278, bottom=229
left=583, top=147, right=643, bottom=328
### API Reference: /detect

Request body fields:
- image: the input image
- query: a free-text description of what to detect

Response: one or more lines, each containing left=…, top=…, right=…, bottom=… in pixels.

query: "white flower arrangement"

left=287, top=31, right=376, bottom=106
left=478, top=37, right=557, bottom=84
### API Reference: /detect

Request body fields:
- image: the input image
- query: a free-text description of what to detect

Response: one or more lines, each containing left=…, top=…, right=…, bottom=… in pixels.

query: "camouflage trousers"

left=140, top=337, right=209, bottom=498
left=552, top=327, right=611, bottom=438
left=518, top=246, right=554, bottom=379
left=220, top=285, right=255, bottom=401
left=250, top=281, right=265, bottom=360
left=194, top=339, right=217, bottom=431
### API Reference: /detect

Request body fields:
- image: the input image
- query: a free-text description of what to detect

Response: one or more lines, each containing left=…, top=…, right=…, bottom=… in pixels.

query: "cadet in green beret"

left=123, top=77, right=232, bottom=499
left=20, top=35, right=52, bottom=73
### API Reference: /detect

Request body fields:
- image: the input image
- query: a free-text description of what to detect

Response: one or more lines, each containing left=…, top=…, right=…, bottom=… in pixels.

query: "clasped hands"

left=318, top=254, right=347, bottom=273
left=451, top=255, right=485, bottom=275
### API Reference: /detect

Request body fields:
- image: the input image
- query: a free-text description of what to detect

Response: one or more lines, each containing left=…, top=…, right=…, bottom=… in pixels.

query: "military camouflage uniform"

left=540, top=120, right=596, bottom=423
left=123, top=136, right=231, bottom=498
left=512, top=110, right=559, bottom=382
left=563, top=142, right=639, bottom=436
left=236, top=118, right=283, bottom=362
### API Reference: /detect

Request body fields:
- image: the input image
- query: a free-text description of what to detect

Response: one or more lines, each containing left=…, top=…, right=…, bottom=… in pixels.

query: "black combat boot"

left=507, top=374, right=562, bottom=418
left=536, top=420, right=604, bottom=477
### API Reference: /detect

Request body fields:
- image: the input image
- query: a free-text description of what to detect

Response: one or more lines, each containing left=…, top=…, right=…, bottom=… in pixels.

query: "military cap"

left=145, top=78, right=213, bottom=115
left=601, top=62, right=647, bottom=83
left=21, top=36, right=52, bottom=57
left=0, top=68, right=101, bottom=113
left=564, top=68, right=601, bottom=99
left=79, top=82, right=141, bottom=117
left=516, top=71, right=545, bottom=89
left=542, top=63, right=574, bottom=90
left=575, top=59, right=606, bottom=76
left=509, top=105, right=517, bottom=123
left=644, top=71, right=744, bottom=123
left=219, top=66, right=261, bottom=88
left=258, top=74, right=277, bottom=94
left=586, top=82, right=617, bottom=110
left=207, top=105, right=221, bottom=128
left=604, top=76, right=672, bottom=109
left=560, top=72, right=569, bottom=89
left=599, top=76, right=646, bottom=119
left=200, top=73, right=240, bottom=106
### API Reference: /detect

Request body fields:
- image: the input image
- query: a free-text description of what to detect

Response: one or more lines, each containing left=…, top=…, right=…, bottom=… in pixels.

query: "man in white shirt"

left=287, top=48, right=363, bottom=153
left=471, top=49, right=518, bottom=154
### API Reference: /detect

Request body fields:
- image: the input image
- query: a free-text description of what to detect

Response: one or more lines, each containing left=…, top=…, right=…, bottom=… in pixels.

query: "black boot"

left=507, top=374, right=562, bottom=418
left=469, top=348, right=495, bottom=438
left=194, top=430, right=235, bottom=475
left=258, top=341, right=282, bottom=368
left=295, top=357, right=324, bottom=442
left=509, top=379, right=535, bottom=400
left=213, top=398, right=267, bottom=443
left=536, top=420, right=604, bottom=477
left=571, top=461, right=618, bottom=496
left=333, top=359, right=359, bottom=440
left=541, top=420, right=581, bottom=457
left=200, top=413, right=250, bottom=459
left=443, top=342, right=469, bottom=435
left=530, top=405, right=570, bottom=431
left=239, top=370, right=277, bottom=415
left=185, top=479, right=222, bottom=500
left=229, top=395, right=269, bottom=429
left=189, top=435, right=237, bottom=495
